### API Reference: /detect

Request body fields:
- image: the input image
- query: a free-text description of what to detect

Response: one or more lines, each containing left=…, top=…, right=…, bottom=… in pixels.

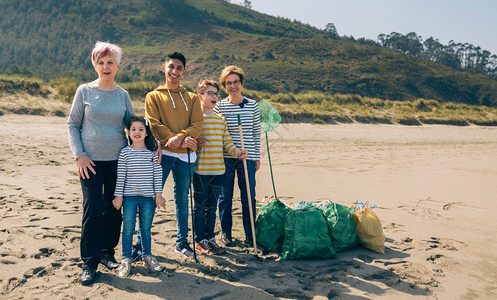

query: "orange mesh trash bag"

left=352, top=204, right=385, bottom=254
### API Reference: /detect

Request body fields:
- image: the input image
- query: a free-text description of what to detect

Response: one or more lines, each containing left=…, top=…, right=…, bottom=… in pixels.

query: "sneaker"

left=174, top=242, right=194, bottom=258
left=143, top=255, right=163, bottom=272
left=220, top=232, right=234, bottom=247
left=117, top=259, right=132, bottom=277
left=208, top=238, right=226, bottom=254
left=131, top=243, right=142, bottom=262
left=195, top=240, right=216, bottom=255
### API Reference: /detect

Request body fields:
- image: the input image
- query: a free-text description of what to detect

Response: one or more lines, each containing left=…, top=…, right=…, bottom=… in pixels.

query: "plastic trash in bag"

left=322, top=201, right=358, bottom=252
left=351, top=201, right=385, bottom=254
left=255, top=198, right=291, bottom=252
left=281, top=202, right=337, bottom=260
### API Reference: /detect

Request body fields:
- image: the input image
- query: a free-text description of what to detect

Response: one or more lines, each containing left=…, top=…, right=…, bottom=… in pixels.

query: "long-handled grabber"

left=187, top=147, right=198, bottom=262
left=237, top=115, right=258, bottom=254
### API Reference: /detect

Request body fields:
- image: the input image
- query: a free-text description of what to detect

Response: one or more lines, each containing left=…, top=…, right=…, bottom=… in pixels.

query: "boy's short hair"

left=219, top=65, right=245, bottom=88
left=197, top=79, right=220, bottom=94
left=165, top=52, right=186, bottom=68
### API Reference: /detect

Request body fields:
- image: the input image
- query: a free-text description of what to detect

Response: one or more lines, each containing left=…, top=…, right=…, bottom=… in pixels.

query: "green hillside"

left=1, top=0, right=497, bottom=106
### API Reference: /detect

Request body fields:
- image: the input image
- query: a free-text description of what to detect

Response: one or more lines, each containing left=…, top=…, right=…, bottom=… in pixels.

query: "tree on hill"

left=378, top=31, right=497, bottom=75
left=324, top=23, right=338, bottom=37
left=243, top=0, right=252, bottom=9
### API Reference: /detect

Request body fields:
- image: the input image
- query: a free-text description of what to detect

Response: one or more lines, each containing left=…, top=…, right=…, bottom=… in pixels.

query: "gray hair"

left=91, top=41, right=122, bottom=66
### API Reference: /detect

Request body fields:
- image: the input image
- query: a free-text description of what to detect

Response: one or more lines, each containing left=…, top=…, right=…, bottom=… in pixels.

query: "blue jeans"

left=218, top=158, right=256, bottom=241
left=193, top=174, right=222, bottom=242
left=122, top=196, right=156, bottom=259
left=161, top=155, right=195, bottom=245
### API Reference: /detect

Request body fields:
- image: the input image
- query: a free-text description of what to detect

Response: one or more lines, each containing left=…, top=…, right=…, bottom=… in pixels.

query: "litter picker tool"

left=237, top=115, right=258, bottom=254
left=258, top=99, right=281, bottom=200
left=187, top=146, right=198, bottom=262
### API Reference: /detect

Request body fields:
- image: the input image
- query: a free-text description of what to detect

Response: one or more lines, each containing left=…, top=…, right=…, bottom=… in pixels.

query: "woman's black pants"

left=79, top=160, right=122, bottom=270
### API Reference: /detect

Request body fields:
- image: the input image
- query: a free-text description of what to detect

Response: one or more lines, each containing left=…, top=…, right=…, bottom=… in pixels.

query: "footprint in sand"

left=23, top=266, right=48, bottom=279
left=362, top=269, right=401, bottom=287
left=0, top=259, right=16, bottom=265
left=383, top=222, right=405, bottom=232
left=32, top=248, right=55, bottom=259
left=423, top=237, right=467, bottom=251
left=2, top=277, right=24, bottom=294
left=391, top=262, right=439, bottom=288
left=28, top=217, right=49, bottom=222
left=47, top=160, right=61, bottom=166
left=426, top=254, right=454, bottom=267
left=442, top=202, right=463, bottom=210
left=264, top=287, right=311, bottom=300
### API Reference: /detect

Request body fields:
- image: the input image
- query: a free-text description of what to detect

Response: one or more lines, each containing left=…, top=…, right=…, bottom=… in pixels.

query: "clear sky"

left=248, top=0, right=497, bottom=55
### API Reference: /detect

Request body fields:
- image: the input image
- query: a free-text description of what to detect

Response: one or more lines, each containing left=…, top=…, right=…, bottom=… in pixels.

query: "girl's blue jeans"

left=136, top=155, right=194, bottom=247
left=122, top=196, right=156, bottom=259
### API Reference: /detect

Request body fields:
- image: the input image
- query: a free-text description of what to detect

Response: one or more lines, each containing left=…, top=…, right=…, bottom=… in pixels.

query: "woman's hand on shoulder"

left=76, top=155, right=96, bottom=179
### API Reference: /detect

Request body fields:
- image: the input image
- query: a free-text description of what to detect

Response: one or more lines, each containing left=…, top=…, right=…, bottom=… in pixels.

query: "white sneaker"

left=117, top=259, right=131, bottom=277
left=143, top=255, right=163, bottom=272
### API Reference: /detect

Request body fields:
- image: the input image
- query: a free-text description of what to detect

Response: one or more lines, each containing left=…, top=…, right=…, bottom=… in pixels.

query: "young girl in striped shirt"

left=112, top=116, right=166, bottom=276
left=194, top=80, right=247, bottom=255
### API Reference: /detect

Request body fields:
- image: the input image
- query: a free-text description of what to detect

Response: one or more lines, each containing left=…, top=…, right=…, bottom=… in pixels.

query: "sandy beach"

left=1, top=114, right=497, bottom=299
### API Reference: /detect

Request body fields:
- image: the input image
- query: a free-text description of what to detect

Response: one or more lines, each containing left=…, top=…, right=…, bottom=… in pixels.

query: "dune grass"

left=2, top=75, right=497, bottom=125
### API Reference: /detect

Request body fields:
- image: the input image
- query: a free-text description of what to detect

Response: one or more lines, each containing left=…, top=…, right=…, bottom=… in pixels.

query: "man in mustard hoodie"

left=142, top=52, right=204, bottom=257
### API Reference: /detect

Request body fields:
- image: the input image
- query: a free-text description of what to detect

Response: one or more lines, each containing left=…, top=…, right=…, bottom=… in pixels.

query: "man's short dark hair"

left=166, top=52, right=186, bottom=68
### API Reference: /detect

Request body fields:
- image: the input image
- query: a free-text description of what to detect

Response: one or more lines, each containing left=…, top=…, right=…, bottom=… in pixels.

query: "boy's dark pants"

left=193, top=174, right=223, bottom=242
left=79, top=160, right=122, bottom=270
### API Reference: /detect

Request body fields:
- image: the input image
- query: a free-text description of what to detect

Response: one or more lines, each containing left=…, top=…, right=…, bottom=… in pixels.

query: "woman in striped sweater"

left=214, top=66, right=261, bottom=247
left=194, top=80, right=247, bottom=255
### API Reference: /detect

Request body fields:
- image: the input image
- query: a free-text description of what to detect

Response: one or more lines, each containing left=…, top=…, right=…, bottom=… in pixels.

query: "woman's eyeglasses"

left=226, top=80, right=241, bottom=86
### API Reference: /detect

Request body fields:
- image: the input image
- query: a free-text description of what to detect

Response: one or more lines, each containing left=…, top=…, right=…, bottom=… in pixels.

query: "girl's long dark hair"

left=126, top=115, right=158, bottom=152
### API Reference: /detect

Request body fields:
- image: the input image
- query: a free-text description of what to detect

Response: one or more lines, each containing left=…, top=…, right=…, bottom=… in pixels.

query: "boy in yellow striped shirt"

left=193, top=80, right=247, bottom=255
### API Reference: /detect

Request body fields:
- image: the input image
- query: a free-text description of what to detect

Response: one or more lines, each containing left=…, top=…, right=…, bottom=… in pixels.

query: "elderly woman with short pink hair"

left=68, top=41, right=135, bottom=285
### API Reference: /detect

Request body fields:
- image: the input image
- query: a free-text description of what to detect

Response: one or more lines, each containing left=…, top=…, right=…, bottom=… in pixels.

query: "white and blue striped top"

left=214, top=97, right=261, bottom=160
left=114, top=146, right=163, bottom=198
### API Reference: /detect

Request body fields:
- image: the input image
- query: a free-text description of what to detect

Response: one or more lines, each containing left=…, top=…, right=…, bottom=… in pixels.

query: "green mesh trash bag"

left=322, top=202, right=358, bottom=252
left=255, top=198, right=291, bottom=252
left=258, top=99, right=281, bottom=200
left=281, top=202, right=337, bottom=260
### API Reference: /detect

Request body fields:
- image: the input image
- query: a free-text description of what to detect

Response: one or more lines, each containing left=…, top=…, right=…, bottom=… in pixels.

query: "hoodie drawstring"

left=167, top=90, right=189, bottom=112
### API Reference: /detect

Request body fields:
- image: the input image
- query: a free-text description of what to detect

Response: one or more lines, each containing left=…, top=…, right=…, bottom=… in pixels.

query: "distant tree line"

left=378, top=32, right=497, bottom=75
